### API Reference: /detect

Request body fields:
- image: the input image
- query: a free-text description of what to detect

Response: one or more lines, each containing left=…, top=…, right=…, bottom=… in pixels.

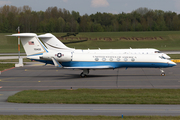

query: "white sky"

left=0, top=0, right=180, bottom=15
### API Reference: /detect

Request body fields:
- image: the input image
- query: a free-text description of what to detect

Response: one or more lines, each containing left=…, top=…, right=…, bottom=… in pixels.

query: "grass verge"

left=2, top=31, right=180, bottom=52
left=0, top=115, right=180, bottom=120
left=7, top=89, right=180, bottom=104
left=0, top=63, right=14, bottom=71
left=168, top=54, right=180, bottom=59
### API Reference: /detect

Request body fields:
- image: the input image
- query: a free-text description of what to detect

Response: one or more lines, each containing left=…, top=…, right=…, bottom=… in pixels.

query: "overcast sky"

left=0, top=0, right=180, bottom=15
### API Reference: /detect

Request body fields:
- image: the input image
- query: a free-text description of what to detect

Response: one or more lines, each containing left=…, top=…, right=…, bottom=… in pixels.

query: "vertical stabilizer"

left=9, top=33, right=48, bottom=56
left=38, top=33, right=72, bottom=50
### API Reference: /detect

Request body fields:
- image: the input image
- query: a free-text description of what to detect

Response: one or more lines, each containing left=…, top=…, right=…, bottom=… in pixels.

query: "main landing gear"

left=80, top=69, right=89, bottom=78
left=160, top=68, right=165, bottom=76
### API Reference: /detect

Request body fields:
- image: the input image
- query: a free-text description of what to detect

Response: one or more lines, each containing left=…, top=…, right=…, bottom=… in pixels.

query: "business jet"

left=9, top=33, right=176, bottom=77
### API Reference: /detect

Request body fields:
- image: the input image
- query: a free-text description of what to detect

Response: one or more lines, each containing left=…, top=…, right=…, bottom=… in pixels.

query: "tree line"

left=0, top=5, right=180, bottom=33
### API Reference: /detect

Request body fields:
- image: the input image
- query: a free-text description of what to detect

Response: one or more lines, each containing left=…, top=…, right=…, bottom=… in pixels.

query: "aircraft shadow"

left=59, top=74, right=160, bottom=80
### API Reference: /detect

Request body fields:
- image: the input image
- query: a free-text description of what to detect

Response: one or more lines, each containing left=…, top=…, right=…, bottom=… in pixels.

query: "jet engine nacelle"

left=42, top=51, right=72, bottom=62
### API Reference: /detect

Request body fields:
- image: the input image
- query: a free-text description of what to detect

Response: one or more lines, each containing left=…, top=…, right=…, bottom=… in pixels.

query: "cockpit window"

left=159, top=56, right=166, bottom=59
left=155, top=51, right=162, bottom=53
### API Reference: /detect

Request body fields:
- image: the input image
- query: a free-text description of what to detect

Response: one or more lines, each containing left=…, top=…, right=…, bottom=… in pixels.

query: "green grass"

left=7, top=89, right=180, bottom=104
left=55, top=31, right=180, bottom=50
left=0, top=115, right=180, bottom=120
left=168, top=54, right=180, bottom=59
left=0, top=63, right=14, bottom=71
left=2, top=31, right=180, bottom=53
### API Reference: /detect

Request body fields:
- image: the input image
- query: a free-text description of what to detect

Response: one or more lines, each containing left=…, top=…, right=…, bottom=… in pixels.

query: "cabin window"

left=117, top=58, right=120, bottom=61
left=124, top=58, right=128, bottom=62
left=109, top=58, right=113, bottom=61
left=159, top=56, right=166, bottom=59
left=95, top=57, right=99, bottom=61
left=102, top=58, right=106, bottom=61
left=131, top=58, right=135, bottom=62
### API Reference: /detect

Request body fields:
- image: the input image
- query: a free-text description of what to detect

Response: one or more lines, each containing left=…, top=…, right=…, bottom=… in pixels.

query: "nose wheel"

left=80, top=69, right=89, bottom=78
left=160, top=68, right=165, bottom=76
left=161, top=73, right=165, bottom=76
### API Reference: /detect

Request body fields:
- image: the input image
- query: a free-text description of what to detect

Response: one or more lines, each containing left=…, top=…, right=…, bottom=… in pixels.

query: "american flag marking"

left=28, top=41, right=34, bottom=45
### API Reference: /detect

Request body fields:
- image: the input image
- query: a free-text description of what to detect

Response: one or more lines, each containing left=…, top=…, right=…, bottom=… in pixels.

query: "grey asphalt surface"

left=0, top=102, right=180, bottom=116
left=0, top=64, right=180, bottom=90
left=0, top=63, right=180, bottom=116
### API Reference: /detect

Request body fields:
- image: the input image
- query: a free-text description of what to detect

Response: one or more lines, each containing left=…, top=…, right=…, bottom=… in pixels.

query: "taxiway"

left=0, top=63, right=179, bottom=116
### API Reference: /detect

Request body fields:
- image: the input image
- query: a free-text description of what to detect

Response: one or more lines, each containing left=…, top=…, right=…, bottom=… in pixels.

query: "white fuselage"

left=28, top=48, right=175, bottom=69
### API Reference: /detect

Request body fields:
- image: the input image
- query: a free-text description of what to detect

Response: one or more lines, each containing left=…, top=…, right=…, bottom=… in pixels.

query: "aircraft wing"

left=52, top=57, right=63, bottom=68
left=51, top=57, right=113, bottom=69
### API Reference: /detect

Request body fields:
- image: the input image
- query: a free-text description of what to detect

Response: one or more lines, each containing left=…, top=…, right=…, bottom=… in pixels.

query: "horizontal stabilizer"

left=52, top=57, right=63, bottom=68
left=7, top=33, right=37, bottom=37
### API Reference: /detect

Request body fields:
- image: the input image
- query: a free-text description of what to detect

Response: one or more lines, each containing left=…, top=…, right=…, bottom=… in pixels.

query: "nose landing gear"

left=80, top=69, right=89, bottom=78
left=160, top=68, right=165, bottom=76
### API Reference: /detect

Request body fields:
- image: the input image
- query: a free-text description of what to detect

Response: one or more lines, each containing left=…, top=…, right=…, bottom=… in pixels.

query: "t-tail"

left=8, top=33, right=48, bottom=59
left=38, top=33, right=73, bottom=50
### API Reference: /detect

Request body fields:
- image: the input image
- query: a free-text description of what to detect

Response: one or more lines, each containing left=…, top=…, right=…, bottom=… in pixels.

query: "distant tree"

left=121, top=18, right=131, bottom=31
left=140, top=17, right=148, bottom=31
left=156, top=15, right=167, bottom=31
left=79, top=14, right=91, bottom=32
left=57, top=17, right=65, bottom=32
left=19, top=6, right=32, bottom=32
left=71, top=10, right=80, bottom=21
left=0, top=5, right=180, bottom=32
left=111, top=19, right=119, bottom=31
left=172, top=15, right=180, bottom=30
left=132, top=7, right=152, bottom=15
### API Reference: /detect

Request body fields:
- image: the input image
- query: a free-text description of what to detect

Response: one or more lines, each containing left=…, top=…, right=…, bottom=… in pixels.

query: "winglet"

left=52, top=57, right=63, bottom=68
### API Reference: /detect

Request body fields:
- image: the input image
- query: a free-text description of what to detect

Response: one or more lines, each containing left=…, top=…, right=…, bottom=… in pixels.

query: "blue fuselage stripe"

left=29, top=59, right=175, bottom=68
left=61, top=61, right=175, bottom=68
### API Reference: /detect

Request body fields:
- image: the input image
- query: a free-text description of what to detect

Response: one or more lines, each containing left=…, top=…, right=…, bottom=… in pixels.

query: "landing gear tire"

left=159, top=68, right=165, bottom=76
left=80, top=72, right=87, bottom=78
left=80, top=69, right=89, bottom=78
left=161, top=73, right=165, bottom=76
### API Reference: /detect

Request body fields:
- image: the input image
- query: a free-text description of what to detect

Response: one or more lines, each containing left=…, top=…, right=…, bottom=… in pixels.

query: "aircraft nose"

left=169, top=61, right=177, bottom=67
